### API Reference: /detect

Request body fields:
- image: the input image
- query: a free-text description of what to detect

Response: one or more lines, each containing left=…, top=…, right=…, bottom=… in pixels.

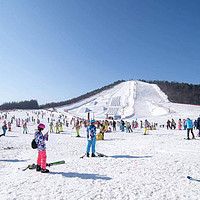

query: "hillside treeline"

left=141, top=80, right=200, bottom=105
left=0, top=80, right=125, bottom=110
left=0, top=100, right=39, bottom=110
left=41, top=80, right=125, bottom=109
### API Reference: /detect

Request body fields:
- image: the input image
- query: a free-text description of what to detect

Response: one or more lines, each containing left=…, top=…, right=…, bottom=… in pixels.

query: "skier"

left=178, top=119, right=182, bottom=130
left=166, top=120, right=171, bottom=129
left=86, top=120, right=96, bottom=157
left=49, top=122, right=54, bottom=133
left=59, top=122, right=63, bottom=132
left=23, top=122, right=28, bottom=134
left=2, top=121, right=7, bottom=136
left=55, top=122, right=60, bottom=133
left=34, top=124, right=49, bottom=173
left=100, top=123, right=105, bottom=140
left=197, top=115, right=200, bottom=137
left=144, top=119, right=149, bottom=135
left=113, top=120, right=116, bottom=131
left=8, top=122, right=11, bottom=131
left=171, top=119, right=176, bottom=129
left=73, top=121, right=81, bottom=137
left=121, top=120, right=125, bottom=132
left=185, top=118, right=195, bottom=140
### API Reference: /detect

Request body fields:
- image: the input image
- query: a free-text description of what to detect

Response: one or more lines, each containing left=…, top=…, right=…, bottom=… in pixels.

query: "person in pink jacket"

left=34, top=124, right=49, bottom=173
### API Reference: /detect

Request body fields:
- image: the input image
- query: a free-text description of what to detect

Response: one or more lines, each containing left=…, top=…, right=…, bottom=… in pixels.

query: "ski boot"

left=86, top=153, right=89, bottom=157
left=91, top=153, right=96, bottom=157
left=36, top=165, right=41, bottom=171
left=41, top=168, right=49, bottom=173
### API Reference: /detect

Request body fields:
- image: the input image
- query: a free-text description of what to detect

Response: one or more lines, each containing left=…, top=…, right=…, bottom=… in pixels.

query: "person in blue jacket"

left=185, top=118, right=195, bottom=140
left=86, top=120, right=96, bottom=157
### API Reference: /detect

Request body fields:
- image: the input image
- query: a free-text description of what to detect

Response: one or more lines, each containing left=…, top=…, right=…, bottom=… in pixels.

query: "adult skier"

left=86, top=120, right=96, bottom=157
left=197, top=115, right=200, bottom=136
left=185, top=118, right=195, bottom=140
left=113, top=120, right=116, bottom=131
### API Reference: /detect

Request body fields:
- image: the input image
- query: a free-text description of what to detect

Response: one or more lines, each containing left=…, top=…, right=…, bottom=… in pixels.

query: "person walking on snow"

left=86, top=120, right=96, bottom=157
left=185, top=118, right=195, bottom=140
left=34, top=124, right=49, bottom=173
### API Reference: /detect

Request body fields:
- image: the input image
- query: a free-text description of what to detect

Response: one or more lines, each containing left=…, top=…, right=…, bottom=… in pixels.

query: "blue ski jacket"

left=185, top=119, right=193, bottom=129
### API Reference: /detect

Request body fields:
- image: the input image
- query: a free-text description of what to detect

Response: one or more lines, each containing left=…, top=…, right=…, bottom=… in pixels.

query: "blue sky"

left=0, top=0, right=199, bottom=105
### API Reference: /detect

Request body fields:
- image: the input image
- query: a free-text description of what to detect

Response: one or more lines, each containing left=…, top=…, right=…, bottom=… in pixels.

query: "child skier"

left=86, top=120, right=96, bottom=157
left=34, top=124, right=49, bottom=173
left=2, top=121, right=7, bottom=136
left=74, top=122, right=81, bottom=137
left=23, top=122, right=28, bottom=134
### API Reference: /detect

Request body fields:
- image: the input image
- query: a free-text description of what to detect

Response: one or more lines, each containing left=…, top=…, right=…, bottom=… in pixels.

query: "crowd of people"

left=1, top=110, right=200, bottom=173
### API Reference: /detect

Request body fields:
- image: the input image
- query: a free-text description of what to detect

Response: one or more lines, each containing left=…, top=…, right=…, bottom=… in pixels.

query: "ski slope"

left=57, top=80, right=200, bottom=122
left=1, top=110, right=200, bottom=199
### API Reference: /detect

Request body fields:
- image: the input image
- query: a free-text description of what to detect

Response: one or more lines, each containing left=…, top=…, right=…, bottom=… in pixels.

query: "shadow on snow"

left=50, top=171, right=112, bottom=180
left=0, top=159, right=27, bottom=162
left=110, top=155, right=152, bottom=159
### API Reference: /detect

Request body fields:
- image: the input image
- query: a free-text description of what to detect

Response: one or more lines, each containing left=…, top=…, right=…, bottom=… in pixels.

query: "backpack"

left=31, top=139, right=37, bottom=149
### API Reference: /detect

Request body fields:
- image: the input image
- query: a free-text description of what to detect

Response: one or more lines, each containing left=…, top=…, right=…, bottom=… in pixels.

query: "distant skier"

left=73, top=121, right=81, bottom=137
left=197, top=116, right=200, bottom=137
left=178, top=119, right=182, bottom=130
left=167, top=120, right=171, bottom=129
left=144, top=119, right=149, bottom=135
left=2, top=121, right=7, bottom=136
left=49, top=122, right=54, bottom=133
left=8, top=122, right=11, bottom=131
left=171, top=119, right=176, bottom=129
left=121, top=120, right=125, bottom=132
left=113, top=120, right=116, bottom=131
left=185, top=118, right=195, bottom=140
left=86, top=120, right=96, bottom=157
left=23, top=122, right=28, bottom=134
left=34, top=124, right=49, bottom=173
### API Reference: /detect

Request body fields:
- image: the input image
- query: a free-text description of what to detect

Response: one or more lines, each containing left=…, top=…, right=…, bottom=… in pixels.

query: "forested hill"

left=41, top=80, right=125, bottom=109
left=141, top=80, right=200, bottom=105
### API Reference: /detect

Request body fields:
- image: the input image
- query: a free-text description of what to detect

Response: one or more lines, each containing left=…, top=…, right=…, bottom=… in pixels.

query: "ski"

left=187, top=176, right=200, bottom=182
left=21, top=160, right=65, bottom=171
left=80, top=153, right=86, bottom=159
left=95, top=152, right=107, bottom=157
left=46, top=160, right=65, bottom=167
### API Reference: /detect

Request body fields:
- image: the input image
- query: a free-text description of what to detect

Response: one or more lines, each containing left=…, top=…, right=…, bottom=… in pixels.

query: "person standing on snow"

left=86, top=120, right=96, bottom=157
left=113, top=120, right=116, bottom=131
left=34, top=124, right=49, bottom=173
left=196, top=115, right=200, bottom=137
left=2, top=121, right=7, bottom=136
left=185, top=118, right=195, bottom=140
left=178, top=119, right=182, bottom=130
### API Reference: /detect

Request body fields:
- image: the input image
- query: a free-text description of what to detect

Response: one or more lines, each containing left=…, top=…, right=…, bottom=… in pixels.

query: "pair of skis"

left=21, top=160, right=65, bottom=171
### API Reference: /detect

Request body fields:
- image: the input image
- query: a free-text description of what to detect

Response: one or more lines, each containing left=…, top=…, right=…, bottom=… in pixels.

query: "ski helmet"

left=38, top=123, right=45, bottom=129
left=90, top=120, right=95, bottom=124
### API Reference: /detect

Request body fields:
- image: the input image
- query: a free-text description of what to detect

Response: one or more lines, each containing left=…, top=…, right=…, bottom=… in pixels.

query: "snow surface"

left=1, top=110, right=200, bottom=199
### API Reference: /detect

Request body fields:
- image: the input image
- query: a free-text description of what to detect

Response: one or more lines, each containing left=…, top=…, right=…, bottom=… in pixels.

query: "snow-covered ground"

left=1, top=110, right=200, bottom=200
